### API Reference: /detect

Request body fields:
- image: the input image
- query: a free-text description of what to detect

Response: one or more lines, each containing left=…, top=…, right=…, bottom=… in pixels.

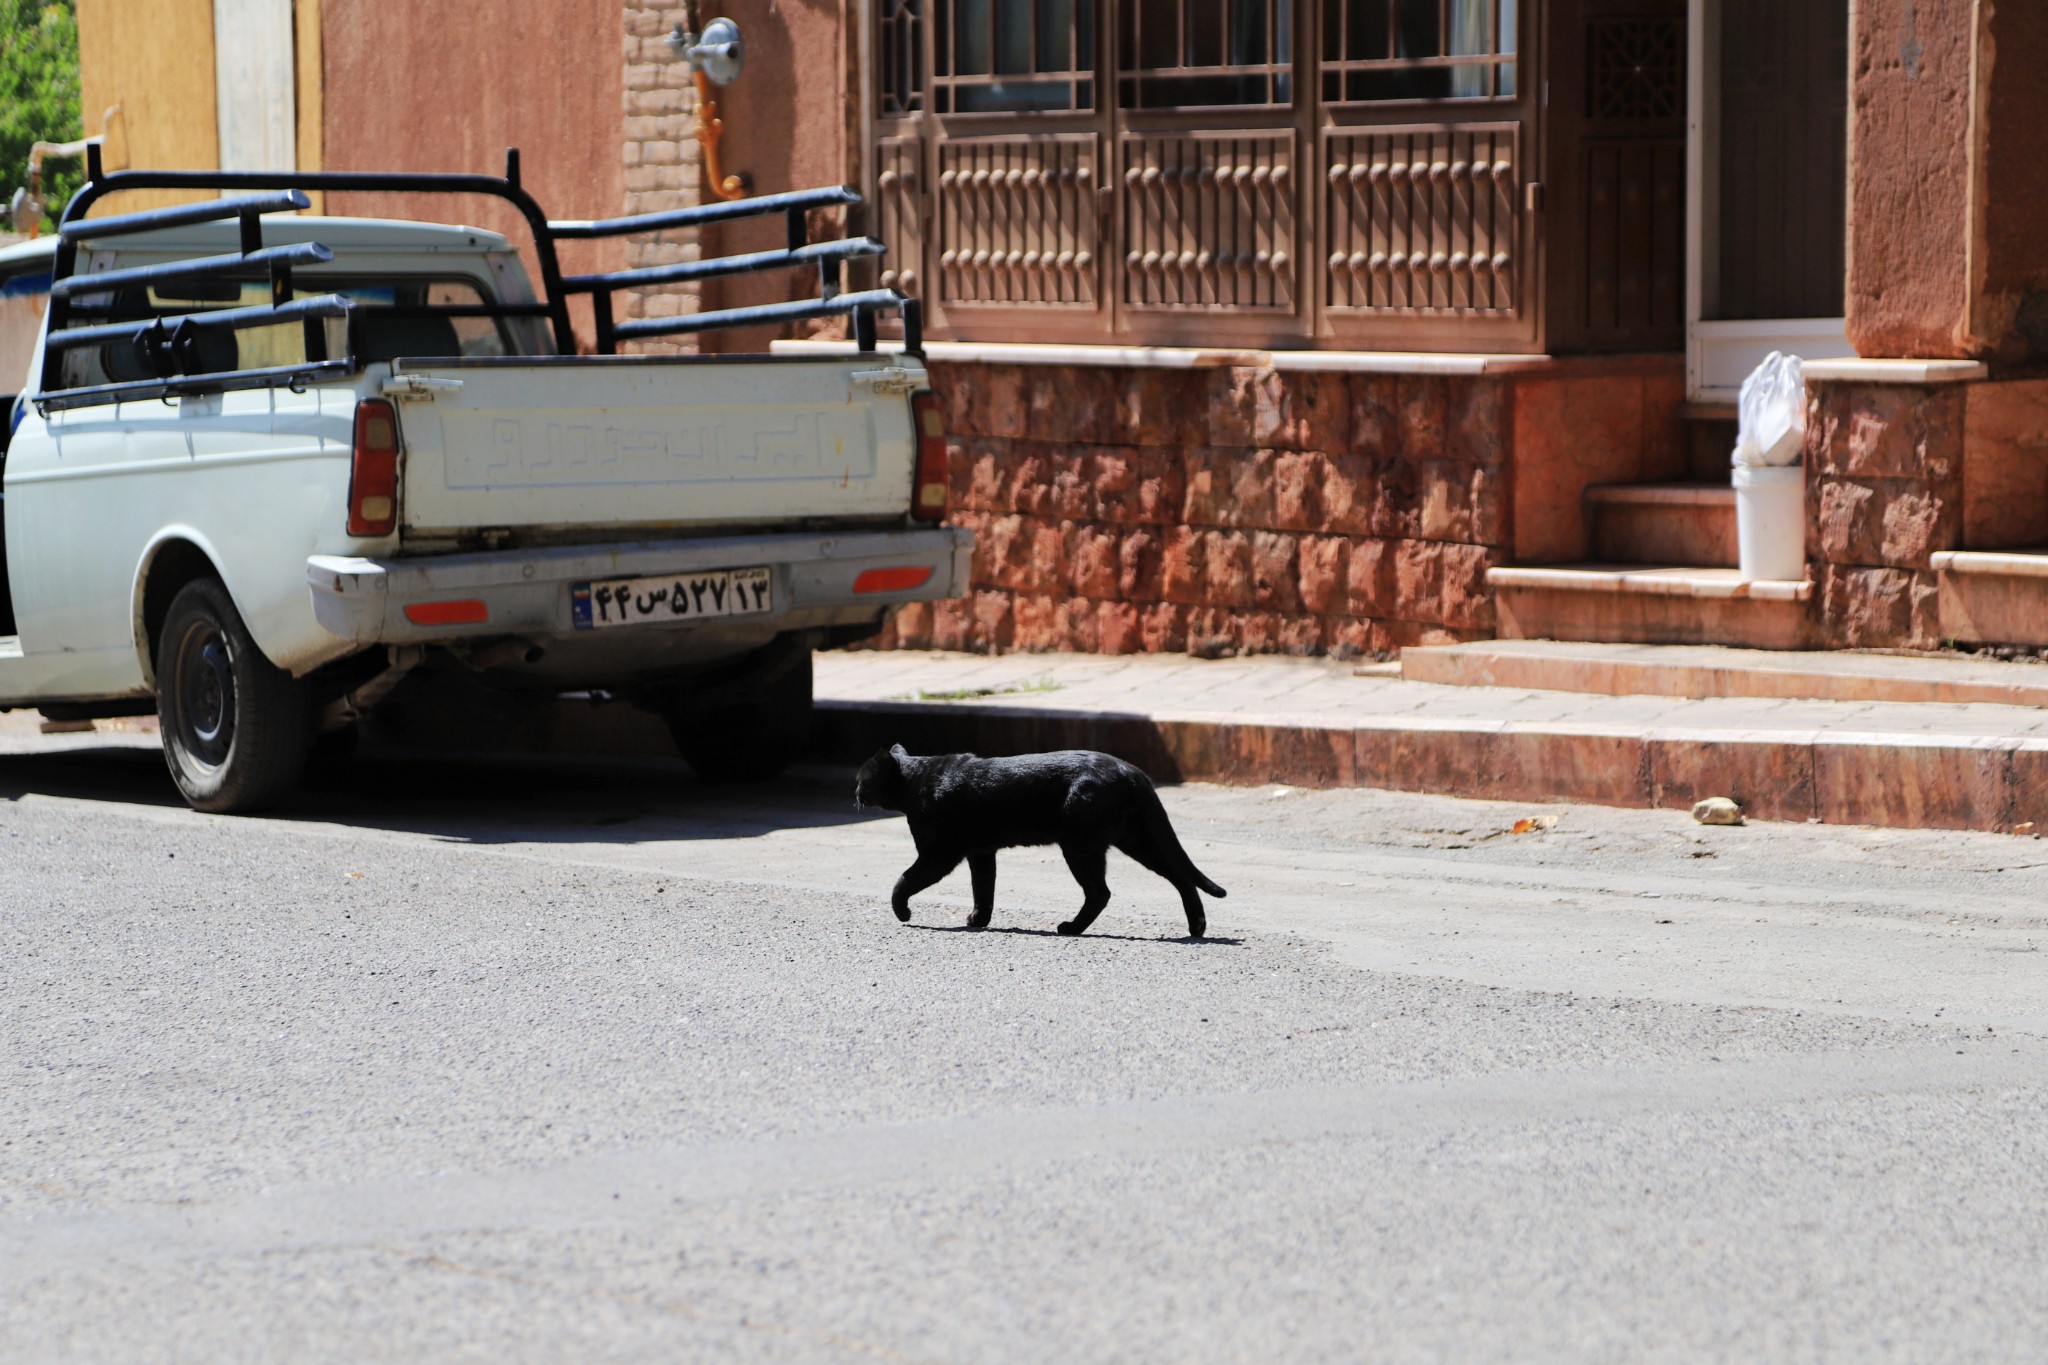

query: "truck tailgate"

left=387, top=356, right=922, bottom=535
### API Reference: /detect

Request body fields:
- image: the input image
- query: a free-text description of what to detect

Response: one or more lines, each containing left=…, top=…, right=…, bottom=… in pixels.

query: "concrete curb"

left=811, top=699, right=2048, bottom=833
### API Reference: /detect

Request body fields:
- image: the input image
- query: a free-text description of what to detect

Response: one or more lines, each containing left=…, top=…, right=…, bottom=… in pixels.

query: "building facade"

left=66, top=0, right=2048, bottom=657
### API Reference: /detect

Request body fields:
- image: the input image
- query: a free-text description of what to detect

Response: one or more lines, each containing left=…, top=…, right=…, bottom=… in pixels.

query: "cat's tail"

left=1141, top=787, right=1227, bottom=898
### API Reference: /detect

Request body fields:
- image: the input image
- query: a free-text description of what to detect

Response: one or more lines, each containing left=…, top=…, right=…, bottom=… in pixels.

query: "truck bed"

left=386, top=354, right=925, bottom=538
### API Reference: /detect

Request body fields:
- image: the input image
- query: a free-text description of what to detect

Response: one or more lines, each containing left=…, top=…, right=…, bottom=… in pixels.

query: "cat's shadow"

left=904, top=923, right=1243, bottom=946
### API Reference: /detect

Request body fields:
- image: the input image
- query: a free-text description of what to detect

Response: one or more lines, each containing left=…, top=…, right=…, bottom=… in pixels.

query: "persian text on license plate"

left=572, top=566, right=773, bottom=630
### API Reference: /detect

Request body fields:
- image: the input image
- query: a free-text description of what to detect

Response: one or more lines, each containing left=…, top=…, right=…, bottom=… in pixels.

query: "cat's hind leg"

left=967, top=851, right=997, bottom=930
left=892, top=852, right=961, bottom=922
left=1113, top=832, right=1207, bottom=938
left=1055, top=840, right=1112, bottom=937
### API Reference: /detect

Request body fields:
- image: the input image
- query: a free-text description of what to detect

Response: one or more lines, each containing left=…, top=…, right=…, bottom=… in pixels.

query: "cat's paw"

left=893, top=904, right=912, bottom=922
left=1055, top=920, right=1083, bottom=936
left=966, top=914, right=991, bottom=930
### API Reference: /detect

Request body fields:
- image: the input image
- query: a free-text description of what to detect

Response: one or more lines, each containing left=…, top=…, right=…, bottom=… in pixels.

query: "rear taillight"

left=909, top=391, right=948, bottom=523
left=347, top=398, right=401, bottom=537
left=403, top=599, right=490, bottom=626
left=854, top=566, right=935, bottom=594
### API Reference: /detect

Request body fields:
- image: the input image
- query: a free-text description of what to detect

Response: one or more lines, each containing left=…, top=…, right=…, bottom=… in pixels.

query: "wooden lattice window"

left=871, top=0, right=1541, bottom=351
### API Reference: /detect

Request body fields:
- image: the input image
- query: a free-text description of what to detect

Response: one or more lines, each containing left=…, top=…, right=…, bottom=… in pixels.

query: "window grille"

left=1119, top=0, right=1292, bottom=109
left=934, top=0, right=1095, bottom=112
left=1588, top=18, right=1682, bottom=119
left=1321, top=0, right=1515, bottom=103
left=880, top=0, right=926, bottom=116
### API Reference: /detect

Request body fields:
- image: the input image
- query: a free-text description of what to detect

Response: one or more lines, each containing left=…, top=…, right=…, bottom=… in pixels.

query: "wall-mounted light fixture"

left=668, top=7, right=748, bottom=202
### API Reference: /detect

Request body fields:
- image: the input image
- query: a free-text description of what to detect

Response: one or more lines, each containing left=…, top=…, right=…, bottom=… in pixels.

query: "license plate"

left=571, top=566, right=774, bottom=630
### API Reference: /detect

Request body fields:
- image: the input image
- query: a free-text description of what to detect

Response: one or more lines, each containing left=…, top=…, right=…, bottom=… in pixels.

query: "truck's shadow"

left=0, top=743, right=891, bottom=846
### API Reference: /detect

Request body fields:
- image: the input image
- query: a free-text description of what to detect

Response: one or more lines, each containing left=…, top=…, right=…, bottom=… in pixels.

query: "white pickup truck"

left=0, top=163, right=965, bottom=811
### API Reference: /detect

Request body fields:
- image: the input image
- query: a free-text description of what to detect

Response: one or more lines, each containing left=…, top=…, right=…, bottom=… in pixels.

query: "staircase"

left=1488, top=405, right=1817, bottom=649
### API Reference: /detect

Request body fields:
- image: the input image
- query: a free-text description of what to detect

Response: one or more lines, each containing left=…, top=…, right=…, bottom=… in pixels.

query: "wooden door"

left=1713, top=0, right=1846, bottom=321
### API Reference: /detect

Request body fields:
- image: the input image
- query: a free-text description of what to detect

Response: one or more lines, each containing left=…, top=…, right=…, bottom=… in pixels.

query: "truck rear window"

left=54, top=276, right=512, bottom=389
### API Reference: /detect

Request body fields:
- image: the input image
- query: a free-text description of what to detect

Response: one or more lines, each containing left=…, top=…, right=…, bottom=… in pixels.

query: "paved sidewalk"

left=813, top=649, right=2048, bottom=832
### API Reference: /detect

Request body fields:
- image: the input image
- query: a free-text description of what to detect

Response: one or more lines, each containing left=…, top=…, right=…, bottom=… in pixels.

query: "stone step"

left=1488, top=564, right=1813, bottom=650
left=1586, top=483, right=1737, bottom=567
left=1934, top=549, right=2048, bottom=647
left=1402, top=639, right=2048, bottom=707
left=1680, top=402, right=1738, bottom=482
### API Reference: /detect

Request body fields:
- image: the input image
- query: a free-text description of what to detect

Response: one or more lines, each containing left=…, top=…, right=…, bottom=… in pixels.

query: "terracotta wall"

left=1846, top=0, right=1974, bottom=358
left=1509, top=359, right=1686, bottom=561
left=1963, top=380, right=2048, bottom=551
left=870, top=358, right=1681, bottom=659
left=318, top=0, right=626, bottom=346
left=1848, top=1, right=2048, bottom=362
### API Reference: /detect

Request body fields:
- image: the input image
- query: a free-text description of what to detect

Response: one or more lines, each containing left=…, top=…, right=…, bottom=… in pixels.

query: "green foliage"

left=0, top=0, right=82, bottom=224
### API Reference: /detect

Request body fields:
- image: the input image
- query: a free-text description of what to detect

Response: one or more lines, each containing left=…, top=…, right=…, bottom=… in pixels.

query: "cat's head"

left=853, top=743, right=910, bottom=811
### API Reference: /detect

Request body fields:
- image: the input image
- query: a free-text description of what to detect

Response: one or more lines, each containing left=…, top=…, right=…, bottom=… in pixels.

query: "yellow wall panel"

left=76, top=0, right=221, bottom=210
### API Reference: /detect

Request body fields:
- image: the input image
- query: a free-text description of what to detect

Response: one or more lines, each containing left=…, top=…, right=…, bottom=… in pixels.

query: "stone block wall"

left=1805, top=382, right=1966, bottom=649
left=1803, top=374, right=2048, bottom=652
left=870, top=362, right=1521, bottom=659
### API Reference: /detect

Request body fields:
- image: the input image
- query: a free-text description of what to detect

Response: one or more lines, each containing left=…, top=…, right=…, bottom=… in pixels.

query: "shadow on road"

left=904, top=922, right=1244, bottom=947
left=0, top=742, right=892, bottom=847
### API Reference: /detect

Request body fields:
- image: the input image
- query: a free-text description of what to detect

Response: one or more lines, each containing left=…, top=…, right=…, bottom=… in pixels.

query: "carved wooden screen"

left=871, top=0, right=1543, bottom=350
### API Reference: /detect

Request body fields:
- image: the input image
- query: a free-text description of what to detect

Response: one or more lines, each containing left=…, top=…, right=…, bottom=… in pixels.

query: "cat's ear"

left=889, top=743, right=908, bottom=763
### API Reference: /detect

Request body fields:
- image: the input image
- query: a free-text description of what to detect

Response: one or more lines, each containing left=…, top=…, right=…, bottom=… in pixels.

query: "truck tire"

left=665, top=647, right=813, bottom=782
left=156, top=578, right=308, bottom=813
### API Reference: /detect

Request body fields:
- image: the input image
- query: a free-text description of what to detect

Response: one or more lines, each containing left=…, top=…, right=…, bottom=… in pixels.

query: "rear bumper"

left=306, top=525, right=972, bottom=648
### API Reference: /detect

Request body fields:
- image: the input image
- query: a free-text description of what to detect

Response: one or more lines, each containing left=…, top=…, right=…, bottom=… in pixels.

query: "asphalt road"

left=4, top=721, right=2046, bottom=1363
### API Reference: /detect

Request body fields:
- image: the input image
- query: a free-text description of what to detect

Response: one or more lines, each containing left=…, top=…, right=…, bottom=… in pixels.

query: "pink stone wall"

left=868, top=358, right=1681, bottom=659
left=1962, top=380, right=2048, bottom=550
left=1805, top=381, right=1967, bottom=648
left=1845, top=0, right=1976, bottom=359
left=1509, top=359, right=1687, bottom=562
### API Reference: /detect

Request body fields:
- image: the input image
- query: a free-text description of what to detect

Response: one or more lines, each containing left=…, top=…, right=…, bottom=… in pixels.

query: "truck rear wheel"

left=156, top=578, right=307, bottom=813
left=665, top=647, right=813, bottom=782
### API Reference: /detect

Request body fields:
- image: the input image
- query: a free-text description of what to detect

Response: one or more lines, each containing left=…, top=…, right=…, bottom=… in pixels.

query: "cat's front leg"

left=967, top=852, right=996, bottom=930
left=891, top=852, right=960, bottom=922
left=1055, top=840, right=1112, bottom=936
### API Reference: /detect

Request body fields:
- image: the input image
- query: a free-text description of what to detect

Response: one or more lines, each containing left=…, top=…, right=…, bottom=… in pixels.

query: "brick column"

left=620, top=4, right=704, bottom=354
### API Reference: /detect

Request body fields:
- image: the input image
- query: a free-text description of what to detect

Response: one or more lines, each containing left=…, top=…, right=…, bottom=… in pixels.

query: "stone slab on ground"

left=814, top=649, right=2048, bottom=832
left=1402, top=638, right=2048, bottom=707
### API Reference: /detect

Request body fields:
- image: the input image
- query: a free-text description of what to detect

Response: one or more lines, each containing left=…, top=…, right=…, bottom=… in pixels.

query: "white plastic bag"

left=1733, top=350, right=1806, bottom=468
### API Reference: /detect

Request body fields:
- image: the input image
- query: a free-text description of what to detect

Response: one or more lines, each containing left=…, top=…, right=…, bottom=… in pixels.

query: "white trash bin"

left=1733, top=463, right=1806, bottom=581
left=1732, top=351, right=1808, bottom=581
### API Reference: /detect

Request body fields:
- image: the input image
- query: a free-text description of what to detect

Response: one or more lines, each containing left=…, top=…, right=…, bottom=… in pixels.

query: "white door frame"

left=1684, top=0, right=1854, bottom=403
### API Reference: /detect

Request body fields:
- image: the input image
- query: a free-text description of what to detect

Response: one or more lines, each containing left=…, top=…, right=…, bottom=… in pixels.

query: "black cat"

left=853, top=744, right=1226, bottom=938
